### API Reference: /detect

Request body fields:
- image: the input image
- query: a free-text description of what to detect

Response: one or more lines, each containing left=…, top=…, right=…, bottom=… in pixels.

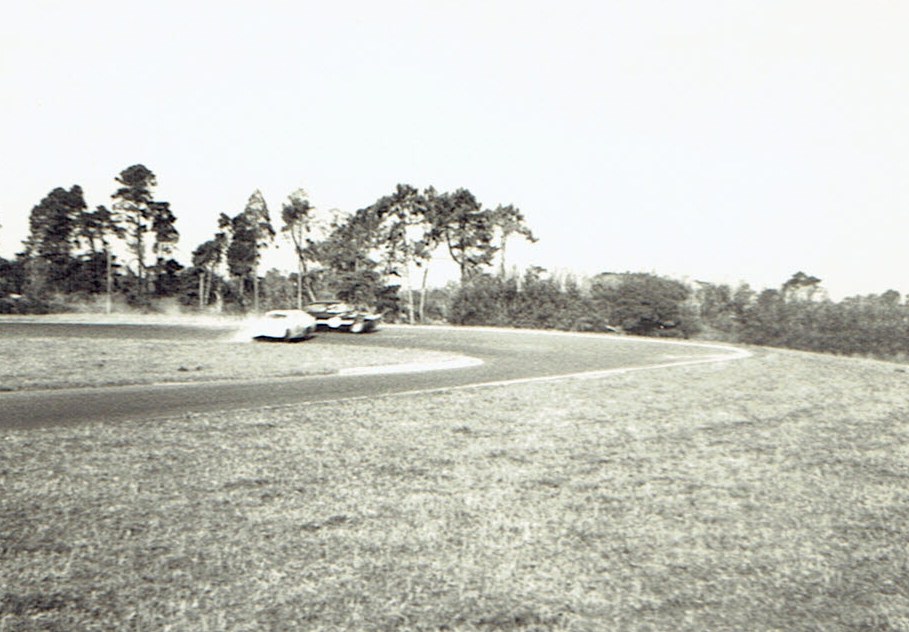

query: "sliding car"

left=248, top=309, right=316, bottom=341
left=304, top=300, right=381, bottom=333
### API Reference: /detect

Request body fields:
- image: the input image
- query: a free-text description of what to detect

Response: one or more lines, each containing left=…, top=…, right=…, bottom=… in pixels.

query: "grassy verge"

left=0, top=336, right=459, bottom=391
left=3, top=348, right=909, bottom=629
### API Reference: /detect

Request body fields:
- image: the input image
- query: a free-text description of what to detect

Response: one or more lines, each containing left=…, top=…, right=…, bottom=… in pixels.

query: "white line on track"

left=339, top=325, right=751, bottom=380
left=228, top=334, right=753, bottom=415
left=348, top=347, right=753, bottom=400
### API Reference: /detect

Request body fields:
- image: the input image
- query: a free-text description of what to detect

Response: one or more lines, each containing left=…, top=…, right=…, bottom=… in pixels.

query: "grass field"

left=0, top=336, right=459, bottom=391
left=3, top=344, right=909, bottom=630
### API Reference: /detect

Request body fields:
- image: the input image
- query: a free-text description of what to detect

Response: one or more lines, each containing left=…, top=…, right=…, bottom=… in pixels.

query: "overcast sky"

left=1, top=1, right=906, bottom=298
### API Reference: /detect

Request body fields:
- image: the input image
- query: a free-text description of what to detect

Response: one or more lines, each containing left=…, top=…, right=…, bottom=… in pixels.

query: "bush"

left=0, top=295, right=50, bottom=315
left=448, top=270, right=618, bottom=333
left=740, top=292, right=909, bottom=359
left=591, top=272, right=700, bottom=338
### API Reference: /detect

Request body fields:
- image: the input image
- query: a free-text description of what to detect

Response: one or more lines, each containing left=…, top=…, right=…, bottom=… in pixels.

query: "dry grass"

left=0, top=336, right=457, bottom=391
left=3, top=347, right=909, bottom=630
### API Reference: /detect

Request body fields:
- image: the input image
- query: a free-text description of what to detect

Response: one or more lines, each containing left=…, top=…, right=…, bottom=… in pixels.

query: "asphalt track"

left=0, top=322, right=749, bottom=430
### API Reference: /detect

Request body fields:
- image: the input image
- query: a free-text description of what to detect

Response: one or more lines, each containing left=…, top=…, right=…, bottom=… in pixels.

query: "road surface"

left=0, top=322, right=748, bottom=430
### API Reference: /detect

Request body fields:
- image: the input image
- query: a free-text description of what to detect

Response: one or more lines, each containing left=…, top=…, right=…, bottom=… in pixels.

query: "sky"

left=1, top=0, right=907, bottom=299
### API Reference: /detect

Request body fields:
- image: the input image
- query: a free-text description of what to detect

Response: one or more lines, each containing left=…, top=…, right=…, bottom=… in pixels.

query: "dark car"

left=304, top=300, right=381, bottom=333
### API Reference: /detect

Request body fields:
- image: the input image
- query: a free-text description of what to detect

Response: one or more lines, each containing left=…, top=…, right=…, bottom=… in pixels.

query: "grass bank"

left=3, top=348, right=909, bottom=629
left=0, top=329, right=459, bottom=391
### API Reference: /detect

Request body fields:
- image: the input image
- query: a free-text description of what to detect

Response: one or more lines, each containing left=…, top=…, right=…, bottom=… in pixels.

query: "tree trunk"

left=105, top=247, right=112, bottom=314
left=236, top=275, right=245, bottom=309
left=458, top=255, right=468, bottom=284
left=301, top=260, right=317, bottom=303
left=214, top=277, right=223, bottom=313
left=419, top=266, right=429, bottom=323
left=198, top=272, right=205, bottom=309
left=404, top=257, right=415, bottom=325
left=306, top=279, right=317, bottom=303
left=253, top=267, right=260, bottom=313
left=205, top=269, right=213, bottom=307
left=499, top=239, right=507, bottom=277
left=296, top=261, right=303, bottom=310
left=135, top=223, right=146, bottom=297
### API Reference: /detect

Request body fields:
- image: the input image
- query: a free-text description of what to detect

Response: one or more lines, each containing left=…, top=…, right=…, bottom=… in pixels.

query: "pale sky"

left=2, top=1, right=907, bottom=299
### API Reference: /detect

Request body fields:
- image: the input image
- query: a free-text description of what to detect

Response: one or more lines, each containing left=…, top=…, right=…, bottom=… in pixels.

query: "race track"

left=0, top=322, right=749, bottom=430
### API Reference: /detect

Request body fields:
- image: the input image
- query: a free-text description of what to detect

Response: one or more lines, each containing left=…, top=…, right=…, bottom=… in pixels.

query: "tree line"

left=1, top=165, right=535, bottom=321
left=449, top=268, right=909, bottom=360
left=2, top=164, right=907, bottom=361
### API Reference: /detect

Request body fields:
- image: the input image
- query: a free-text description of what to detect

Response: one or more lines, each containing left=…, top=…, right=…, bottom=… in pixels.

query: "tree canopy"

left=24, top=185, right=86, bottom=293
left=111, top=164, right=177, bottom=297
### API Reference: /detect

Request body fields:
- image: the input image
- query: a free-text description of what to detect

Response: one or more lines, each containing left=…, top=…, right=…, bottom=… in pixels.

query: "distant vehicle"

left=304, top=300, right=381, bottom=333
left=248, top=309, right=316, bottom=341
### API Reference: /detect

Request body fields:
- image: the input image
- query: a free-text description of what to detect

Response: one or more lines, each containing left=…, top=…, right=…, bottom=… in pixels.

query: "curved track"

left=0, top=322, right=749, bottom=430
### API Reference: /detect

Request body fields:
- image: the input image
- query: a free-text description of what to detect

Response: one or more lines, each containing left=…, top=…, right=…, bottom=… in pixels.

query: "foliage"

left=76, top=205, right=116, bottom=254
left=111, top=165, right=177, bottom=296
left=591, top=272, right=699, bottom=337
left=371, top=184, right=433, bottom=323
left=490, top=203, right=536, bottom=274
left=258, top=268, right=298, bottom=311
left=314, top=207, right=386, bottom=308
left=111, top=165, right=156, bottom=286
left=372, top=184, right=431, bottom=271
left=781, top=270, right=823, bottom=301
left=7, top=175, right=535, bottom=318
left=415, top=284, right=456, bottom=323
left=68, top=205, right=125, bottom=295
left=280, top=189, right=320, bottom=307
left=693, top=281, right=754, bottom=339
left=225, top=213, right=256, bottom=281
left=224, top=191, right=275, bottom=310
left=23, top=185, right=86, bottom=294
left=150, top=258, right=184, bottom=297
left=428, top=189, right=498, bottom=282
left=739, top=274, right=909, bottom=359
left=449, top=269, right=611, bottom=332
left=190, top=228, right=228, bottom=309
left=0, top=255, right=32, bottom=313
left=0, top=256, right=25, bottom=296
left=11, top=166, right=909, bottom=364
left=149, top=201, right=179, bottom=257
left=448, top=274, right=513, bottom=326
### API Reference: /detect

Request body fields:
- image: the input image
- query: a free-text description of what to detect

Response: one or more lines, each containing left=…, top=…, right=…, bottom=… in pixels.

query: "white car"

left=248, top=309, right=316, bottom=341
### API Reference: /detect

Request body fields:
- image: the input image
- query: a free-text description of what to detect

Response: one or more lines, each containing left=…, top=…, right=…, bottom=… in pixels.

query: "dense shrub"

left=448, top=274, right=516, bottom=327
left=0, top=257, right=25, bottom=297
left=740, top=292, right=909, bottom=359
left=591, top=272, right=700, bottom=337
left=0, top=295, right=50, bottom=314
left=449, top=270, right=664, bottom=334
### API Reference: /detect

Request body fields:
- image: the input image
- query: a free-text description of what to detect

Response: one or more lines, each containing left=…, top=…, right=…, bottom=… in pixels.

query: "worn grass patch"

left=0, top=336, right=456, bottom=391
left=3, top=348, right=909, bottom=629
